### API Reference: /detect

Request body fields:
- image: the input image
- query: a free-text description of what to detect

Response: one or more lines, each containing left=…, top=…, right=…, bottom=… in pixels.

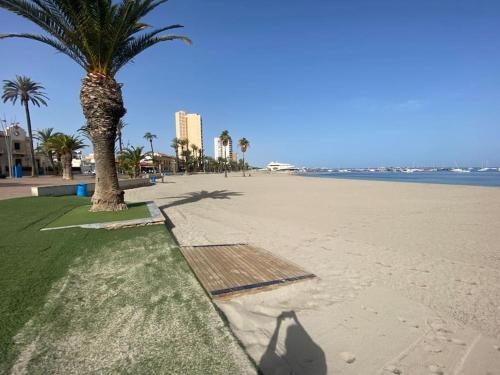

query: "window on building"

left=14, top=142, right=20, bottom=150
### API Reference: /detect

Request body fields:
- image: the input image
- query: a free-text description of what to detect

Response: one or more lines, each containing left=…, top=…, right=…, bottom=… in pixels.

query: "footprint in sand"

left=397, top=317, right=419, bottom=328
left=428, top=364, right=444, bottom=374
left=450, top=338, right=466, bottom=346
left=493, top=345, right=500, bottom=351
left=424, top=344, right=443, bottom=353
left=361, top=305, right=378, bottom=314
left=339, top=351, right=356, bottom=364
left=384, top=365, right=401, bottom=374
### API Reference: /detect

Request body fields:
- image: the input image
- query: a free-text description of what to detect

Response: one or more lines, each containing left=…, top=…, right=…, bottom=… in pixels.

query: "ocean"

left=301, top=170, right=500, bottom=187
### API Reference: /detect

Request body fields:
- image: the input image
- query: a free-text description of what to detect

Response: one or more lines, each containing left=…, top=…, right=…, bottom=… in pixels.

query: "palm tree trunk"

left=62, top=152, right=73, bottom=180
left=242, top=152, right=246, bottom=177
left=118, top=134, right=123, bottom=153
left=23, top=102, right=38, bottom=177
left=224, top=147, right=228, bottom=178
left=80, top=72, right=126, bottom=211
left=174, top=150, right=179, bottom=174
left=150, top=140, right=155, bottom=173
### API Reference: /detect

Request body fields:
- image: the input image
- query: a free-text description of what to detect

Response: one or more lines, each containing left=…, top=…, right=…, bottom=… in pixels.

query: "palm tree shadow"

left=158, top=190, right=243, bottom=211
left=259, top=311, right=327, bottom=375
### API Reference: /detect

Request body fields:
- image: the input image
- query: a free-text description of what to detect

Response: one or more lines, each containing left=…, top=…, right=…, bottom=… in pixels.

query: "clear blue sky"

left=1, top=0, right=499, bottom=167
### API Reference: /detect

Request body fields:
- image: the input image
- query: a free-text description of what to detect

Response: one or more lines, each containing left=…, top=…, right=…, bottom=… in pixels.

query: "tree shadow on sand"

left=259, top=311, right=327, bottom=375
left=158, top=190, right=243, bottom=211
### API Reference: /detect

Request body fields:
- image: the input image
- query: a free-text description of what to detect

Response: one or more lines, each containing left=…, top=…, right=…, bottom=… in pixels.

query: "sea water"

left=301, top=171, right=500, bottom=187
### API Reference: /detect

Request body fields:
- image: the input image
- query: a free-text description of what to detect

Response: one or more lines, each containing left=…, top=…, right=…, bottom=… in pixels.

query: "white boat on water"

left=402, top=168, right=424, bottom=173
left=451, top=168, right=470, bottom=173
left=266, top=162, right=300, bottom=172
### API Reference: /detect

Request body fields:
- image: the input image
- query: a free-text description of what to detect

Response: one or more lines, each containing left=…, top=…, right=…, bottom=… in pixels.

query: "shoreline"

left=127, top=173, right=500, bottom=374
left=297, top=170, right=500, bottom=189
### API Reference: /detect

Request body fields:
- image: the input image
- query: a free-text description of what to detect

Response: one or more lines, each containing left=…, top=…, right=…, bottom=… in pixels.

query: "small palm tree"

left=178, top=138, right=189, bottom=174
left=34, top=128, right=60, bottom=173
left=118, top=146, right=144, bottom=178
left=170, top=137, right=180, bottom=173
left=2, top=76, right=48, bottom=177
left=190, top=144, right=198, bottom=171
left=143, top=132, right=157, bottom=172
left=116, top=120, right=126, bottom=154
left=0, top=1, right=190, bottom=211
left=47, top=134, right=86, bottom=180
left=219, top=130, right=231, bottom=178
left=238, top=138, right=250, bottom=177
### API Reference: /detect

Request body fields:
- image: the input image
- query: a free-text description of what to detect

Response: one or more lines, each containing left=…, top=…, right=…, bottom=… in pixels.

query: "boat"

left=451, top=168, right=470, bottom=173
left=266, top=162, right=300, bottom=172
left=478, top=167, right=492, bottom=172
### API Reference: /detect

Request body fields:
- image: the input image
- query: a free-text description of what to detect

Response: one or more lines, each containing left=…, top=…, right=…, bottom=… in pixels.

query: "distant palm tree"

left=116, top=120, right=126, bottom=154
left=191, top=144, right=199, bottom=171
left=2, top=76, right=48, bottom=177
left=0, top=1, right=190, bottom=211
left=47, top=134, right=86, bottom=180
left=219, top=130, right=231, bottom=178
left=34, top=127, right=60, bottom=173
left=118, top=146, right=144, bottom=178
left=238, top=138, right=250, bottom=177
left=170, top=137, right=181, bottom=173
left=143, top=132, right=157, bottom=172
left=178, top=138, right=189, bottom=174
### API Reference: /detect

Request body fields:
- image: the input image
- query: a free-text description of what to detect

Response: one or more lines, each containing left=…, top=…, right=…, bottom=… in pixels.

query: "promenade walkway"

left=0, top=175, right=95, bottom=200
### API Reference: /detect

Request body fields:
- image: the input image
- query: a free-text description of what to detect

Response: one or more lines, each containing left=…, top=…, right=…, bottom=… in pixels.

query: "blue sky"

left=1, top=0, right=499, bottom=167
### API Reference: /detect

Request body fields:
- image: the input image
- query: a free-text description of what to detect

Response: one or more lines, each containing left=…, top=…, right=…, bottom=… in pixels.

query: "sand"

left=127, top=172, right=500, bottom=374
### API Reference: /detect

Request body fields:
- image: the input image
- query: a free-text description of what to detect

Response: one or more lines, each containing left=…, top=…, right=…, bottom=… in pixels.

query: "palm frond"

left=2, top=75, right=48, bottom=107
left=0, top=0, right=190, bottom=76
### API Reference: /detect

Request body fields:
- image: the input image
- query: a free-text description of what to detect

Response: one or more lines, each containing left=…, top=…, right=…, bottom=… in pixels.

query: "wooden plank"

left=180, top=244, right=315, bottom=298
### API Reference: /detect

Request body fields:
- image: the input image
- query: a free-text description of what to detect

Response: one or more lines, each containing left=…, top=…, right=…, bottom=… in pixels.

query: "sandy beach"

left=127, top=173, right=500, bottom=374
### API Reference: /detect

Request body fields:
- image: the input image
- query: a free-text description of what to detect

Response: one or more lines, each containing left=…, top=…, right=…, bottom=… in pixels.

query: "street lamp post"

left=1, top=118, right=14, bottom=178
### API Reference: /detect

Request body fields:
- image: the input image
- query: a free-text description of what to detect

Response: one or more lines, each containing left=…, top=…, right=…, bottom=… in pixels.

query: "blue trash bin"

left=151, top=175, right=157, bottom=185
left=76, top=183, right=88, bottom=197
left=14, top=164, right=22, bottom=178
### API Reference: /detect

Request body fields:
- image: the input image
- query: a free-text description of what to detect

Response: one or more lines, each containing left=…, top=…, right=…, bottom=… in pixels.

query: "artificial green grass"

left=45, top=200, right=150, bottom=228
left=0, top=196, right=252, bottom=374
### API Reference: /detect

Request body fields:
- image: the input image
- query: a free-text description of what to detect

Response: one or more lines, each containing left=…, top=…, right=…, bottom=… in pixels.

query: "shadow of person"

left=259, top=311, right=327, bottom=375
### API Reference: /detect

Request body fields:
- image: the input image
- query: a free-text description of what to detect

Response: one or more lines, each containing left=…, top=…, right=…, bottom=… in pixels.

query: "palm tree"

left=178, top=138, right=189, bottom=174
left=190, top=144, right=198, bottom=171
left=116, top=120, right=126, bottom=154
left=170, top=137, right=180, bottom=173
left=118, top=146, right=144, bottom=178
left=219, top=130, right=231, bottom=178
left=34, top=127, right=60, bottom=173
left=47, top=134, right=86, bottom=180
left=0, top=1, right=191, bottom=211
left=143, top=132, right=157, bottom=172
left=2, top=76, right=48, bottom=177
left=238, top=137, right=250, bottom=177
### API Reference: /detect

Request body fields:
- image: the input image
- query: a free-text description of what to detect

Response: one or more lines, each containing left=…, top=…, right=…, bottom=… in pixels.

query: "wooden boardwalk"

left=180, top=244, right=315, bottom=299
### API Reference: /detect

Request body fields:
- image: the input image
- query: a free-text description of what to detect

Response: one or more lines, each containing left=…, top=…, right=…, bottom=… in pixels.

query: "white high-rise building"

left=214, top=137, right=232, bottom=160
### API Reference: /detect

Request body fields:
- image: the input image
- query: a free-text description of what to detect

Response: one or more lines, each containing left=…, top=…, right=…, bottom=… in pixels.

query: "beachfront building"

left=175, top=111, right=203, bottom=161
left=214, top=137, right=233, bottom=160
left=0, top=123, right=51, bottom=176
left=140, top=152, right=176, bottom=173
